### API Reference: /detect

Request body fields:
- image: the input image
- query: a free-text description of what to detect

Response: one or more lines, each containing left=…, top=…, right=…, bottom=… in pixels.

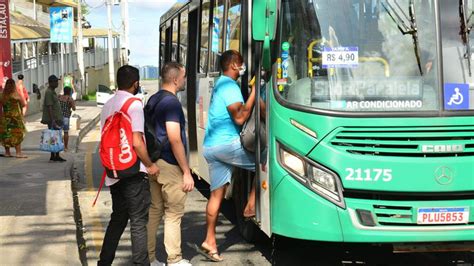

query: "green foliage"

left=87, top=91, right=96, bottom=101
left=81, top=91, right=96, bottom=101
left=81, top=3, right=89, bottom=15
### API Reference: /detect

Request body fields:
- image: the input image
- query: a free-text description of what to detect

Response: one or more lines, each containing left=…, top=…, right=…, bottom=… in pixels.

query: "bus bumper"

left=339, top=198, right=474, bottom=242
left=271, top=176, right=474, bottom=243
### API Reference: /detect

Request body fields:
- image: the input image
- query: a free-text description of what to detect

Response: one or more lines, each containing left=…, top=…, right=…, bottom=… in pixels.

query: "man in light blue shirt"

left=199, top=50, right=256, bottom=262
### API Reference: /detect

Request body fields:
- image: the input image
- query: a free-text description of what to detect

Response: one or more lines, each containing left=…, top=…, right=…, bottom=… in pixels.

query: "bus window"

left=440, top=1, right=474, bottom=110
left=278, top=0, right=440, bottom=113
left=172, top=17, right=179, bottom=61
left=227, top=0, right=241, bottom=52
left=180, top=9, right=189, bottom=66
left=209, top=0, right=225, bottom=72
left=200, top=0, right=211, bottom=73
left=160, top=27, right=166, bottom=69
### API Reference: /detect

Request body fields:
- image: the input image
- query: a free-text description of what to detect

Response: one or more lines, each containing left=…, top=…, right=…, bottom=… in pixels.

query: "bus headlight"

left=278, top=142, right=345, bottom=208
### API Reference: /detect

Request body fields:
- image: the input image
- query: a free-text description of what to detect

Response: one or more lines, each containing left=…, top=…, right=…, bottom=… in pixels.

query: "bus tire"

left=232, top=170, right=258, bottom=243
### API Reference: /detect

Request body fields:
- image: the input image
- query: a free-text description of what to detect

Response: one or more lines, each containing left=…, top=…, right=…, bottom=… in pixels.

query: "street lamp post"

left=106, top=0, right=115, bottom=90
left=77, top=0, right=85, bottom=96
left=120, top=0, right=129, bottom=65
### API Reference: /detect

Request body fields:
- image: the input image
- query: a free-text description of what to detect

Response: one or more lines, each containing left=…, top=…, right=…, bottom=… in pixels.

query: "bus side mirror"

left=252, top=0, right=277, bottom=41
left=253, top=0, right=277, bottom=70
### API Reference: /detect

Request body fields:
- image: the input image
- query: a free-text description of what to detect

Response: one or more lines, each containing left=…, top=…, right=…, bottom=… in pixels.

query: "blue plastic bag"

left=39, top=129, right=64, bottom=153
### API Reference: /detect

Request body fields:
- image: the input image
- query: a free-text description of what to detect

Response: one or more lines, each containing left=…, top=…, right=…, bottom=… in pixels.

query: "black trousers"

left=98, top=173, right=151, bottom=266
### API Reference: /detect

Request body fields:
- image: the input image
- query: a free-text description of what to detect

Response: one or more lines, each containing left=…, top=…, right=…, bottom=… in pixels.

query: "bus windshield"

left=277, top=0, right=441, bottom=112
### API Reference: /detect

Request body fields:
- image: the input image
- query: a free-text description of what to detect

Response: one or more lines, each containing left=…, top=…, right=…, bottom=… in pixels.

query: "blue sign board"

left=50, top=7, right=73, bottom=43
left=225, top=18, right=230, bottom=51
left=444, top=83, right=470, bottom=110
left=212, top=17, right=220, bottom=53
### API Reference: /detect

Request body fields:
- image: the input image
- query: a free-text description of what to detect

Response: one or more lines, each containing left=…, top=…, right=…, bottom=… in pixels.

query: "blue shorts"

left=203, top=138, right=256, bottom=191
left=63, top=117, right=70, bottom=132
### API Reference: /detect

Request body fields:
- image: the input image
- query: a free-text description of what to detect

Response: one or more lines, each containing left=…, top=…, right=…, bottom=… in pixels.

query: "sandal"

left=192, top=243, right=224, bottom=262
left=16, top=155, right=28, bottom=159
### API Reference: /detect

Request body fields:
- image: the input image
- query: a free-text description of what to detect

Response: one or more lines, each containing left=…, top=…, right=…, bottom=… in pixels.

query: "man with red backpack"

left=98, top=65, right=159, bottom=266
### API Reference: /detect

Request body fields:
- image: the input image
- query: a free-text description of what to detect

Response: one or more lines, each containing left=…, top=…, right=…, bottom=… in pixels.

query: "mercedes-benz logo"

left=434, top=166, right=454, bottom=185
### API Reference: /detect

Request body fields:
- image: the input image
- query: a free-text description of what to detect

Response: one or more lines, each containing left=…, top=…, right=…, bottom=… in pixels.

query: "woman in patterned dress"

left=0, top=79, right=27, bottom=158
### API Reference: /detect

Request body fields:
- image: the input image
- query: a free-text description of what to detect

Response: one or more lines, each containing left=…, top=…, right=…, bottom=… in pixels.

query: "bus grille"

left=373, top=205, right=414, bottom=225
left=330, top=126, right=474, bottom=157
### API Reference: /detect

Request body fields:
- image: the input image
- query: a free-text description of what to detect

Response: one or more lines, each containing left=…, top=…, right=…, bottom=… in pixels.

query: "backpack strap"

left=120, top=97, right=141, bottom=114
left=92, top=170, right=107, bottom=207
left=146, top=90, right=175, bottom=123
left=145, top=91, right=175, bottom=134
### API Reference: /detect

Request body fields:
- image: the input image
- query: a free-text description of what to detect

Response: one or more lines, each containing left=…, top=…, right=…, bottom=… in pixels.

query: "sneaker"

left=54, top=156, right=67, bottom=162
left=150, top=259, right=165, bottom=266
left=168, top=259, right=192, bottom=266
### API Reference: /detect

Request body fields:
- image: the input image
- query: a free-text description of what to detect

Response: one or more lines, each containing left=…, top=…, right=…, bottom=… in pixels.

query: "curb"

left=74, top=113, right=101, bottom=153
left=69, top=112, right=100, bottom=265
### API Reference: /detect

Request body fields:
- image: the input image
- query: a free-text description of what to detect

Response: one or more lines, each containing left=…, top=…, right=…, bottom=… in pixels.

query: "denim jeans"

left=203, top=138, right=256, bottom=191
left=98, top=173, right=151, bottom=266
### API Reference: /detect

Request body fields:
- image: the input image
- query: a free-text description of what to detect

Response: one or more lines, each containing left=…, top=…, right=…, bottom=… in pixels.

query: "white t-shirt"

left=100, top=90, right=146, bottom=186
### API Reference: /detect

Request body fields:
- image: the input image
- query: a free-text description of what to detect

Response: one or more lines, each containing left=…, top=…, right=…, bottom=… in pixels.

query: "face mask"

left=238, top=64, right=246, bottom=76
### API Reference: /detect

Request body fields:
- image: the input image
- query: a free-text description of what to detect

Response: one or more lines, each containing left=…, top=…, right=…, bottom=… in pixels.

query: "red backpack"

left=93, top=97, right=141, bottom=206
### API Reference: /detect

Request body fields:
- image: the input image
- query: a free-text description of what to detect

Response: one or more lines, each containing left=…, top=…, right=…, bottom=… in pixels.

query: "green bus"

left=159, top=0, right=474, bottom=249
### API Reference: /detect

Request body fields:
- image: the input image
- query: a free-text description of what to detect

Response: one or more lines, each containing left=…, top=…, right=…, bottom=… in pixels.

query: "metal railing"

left=13, top=48, right=119, bottom=93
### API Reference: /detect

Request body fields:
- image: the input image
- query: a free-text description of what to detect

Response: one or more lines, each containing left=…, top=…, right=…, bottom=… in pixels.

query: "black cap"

left=48, top=75, right=60, bottom=83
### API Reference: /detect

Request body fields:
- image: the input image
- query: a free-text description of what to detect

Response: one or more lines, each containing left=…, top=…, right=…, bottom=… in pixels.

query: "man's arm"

left=132, top=132, right=159, bottom=176
left=227, top=85, right=256, bottom=126
left=166, top=122, right=194, bottom=192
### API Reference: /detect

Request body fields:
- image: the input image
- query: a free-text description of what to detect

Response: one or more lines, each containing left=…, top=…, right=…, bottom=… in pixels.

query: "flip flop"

left=16, top=155, right=28, bottom=158
left=4, top=154, right=13, bottom=158
left=190, top=243, right=223, bottom=262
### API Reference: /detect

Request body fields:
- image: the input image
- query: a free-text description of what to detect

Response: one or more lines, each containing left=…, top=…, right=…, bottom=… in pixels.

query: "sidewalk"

left=0, top=101, right=101, bottom=265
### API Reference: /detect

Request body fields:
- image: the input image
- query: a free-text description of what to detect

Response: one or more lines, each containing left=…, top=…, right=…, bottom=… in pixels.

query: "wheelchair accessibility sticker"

left=444, top=83, right=469, bottom=110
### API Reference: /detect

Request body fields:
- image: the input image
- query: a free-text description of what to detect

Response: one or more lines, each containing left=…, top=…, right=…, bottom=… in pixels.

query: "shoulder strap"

left=146, top=90, right=175, bottom=118
left=120, top=97, right=141, bottom=114
left=92, top=170, right=107, bottom=207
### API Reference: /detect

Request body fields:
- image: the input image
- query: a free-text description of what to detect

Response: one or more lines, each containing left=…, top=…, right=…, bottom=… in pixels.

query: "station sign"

left=0, top=0, right=12, bottom=88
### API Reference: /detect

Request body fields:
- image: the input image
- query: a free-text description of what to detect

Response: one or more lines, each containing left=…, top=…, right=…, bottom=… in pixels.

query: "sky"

left=84, top=0, right=178, bottom=67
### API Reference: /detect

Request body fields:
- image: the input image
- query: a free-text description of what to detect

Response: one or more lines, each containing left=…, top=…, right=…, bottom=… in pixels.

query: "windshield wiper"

left=459, top=0, right=474, bottom=76
left=382, top=0, right=423, bottom=75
